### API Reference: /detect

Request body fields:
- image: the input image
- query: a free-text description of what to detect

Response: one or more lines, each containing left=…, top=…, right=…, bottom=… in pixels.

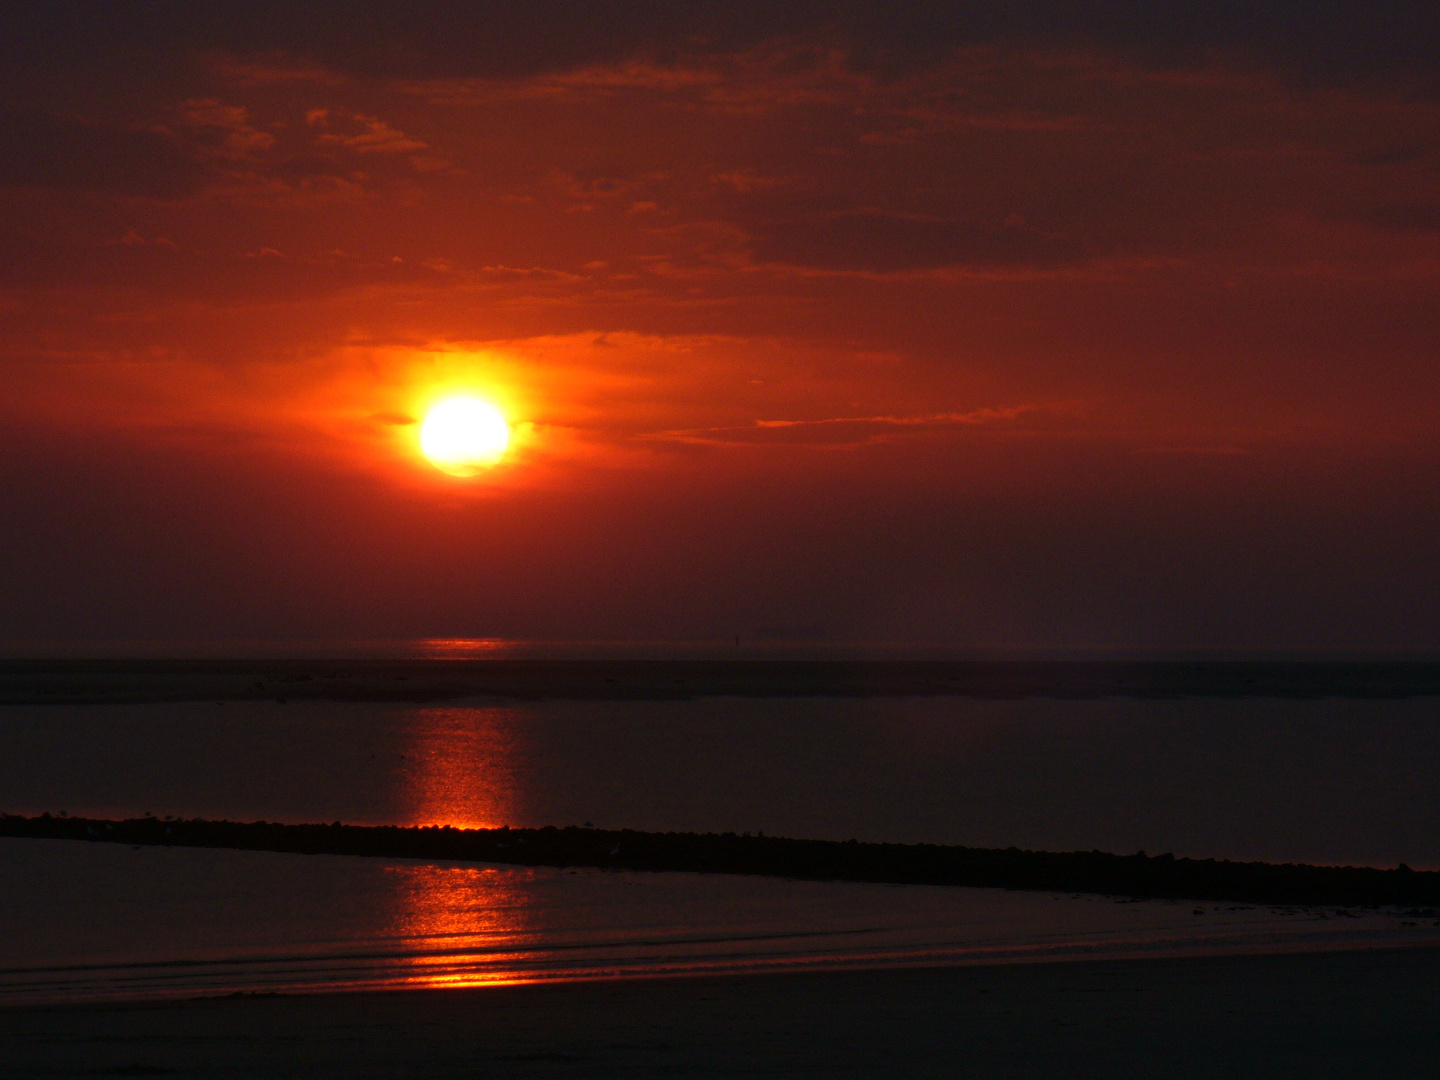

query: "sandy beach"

left=4, top=947, right=1439, bottom=1078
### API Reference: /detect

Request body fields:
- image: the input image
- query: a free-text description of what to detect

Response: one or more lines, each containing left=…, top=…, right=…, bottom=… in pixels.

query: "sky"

left=1, top=2, right=1439, bottom=650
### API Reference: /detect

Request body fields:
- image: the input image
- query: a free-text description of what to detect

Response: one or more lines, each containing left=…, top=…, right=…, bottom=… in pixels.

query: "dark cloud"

left=0, top=108, right=207, bottom=198
left=0, top=235, right=450, bottom=298
left=752, top=210, right=1087, bottom=273
left=1358, top=205, right=1440, bottom=232
left=1351, top=145, right=1433, bottom=166
left=1, top=2, right=1436, bottom=86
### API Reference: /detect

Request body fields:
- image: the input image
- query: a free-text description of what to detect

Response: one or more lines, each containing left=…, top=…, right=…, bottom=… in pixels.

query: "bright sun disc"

left=420, top=398, right=510, bottom=475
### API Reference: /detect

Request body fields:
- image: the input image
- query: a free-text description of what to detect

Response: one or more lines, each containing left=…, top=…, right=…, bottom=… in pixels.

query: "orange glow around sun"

left=420, top=397, right=511, bottom=475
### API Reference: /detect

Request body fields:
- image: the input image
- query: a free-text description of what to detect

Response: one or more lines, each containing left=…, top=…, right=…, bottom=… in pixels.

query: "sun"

left=419, top=398, right=511, bottom=475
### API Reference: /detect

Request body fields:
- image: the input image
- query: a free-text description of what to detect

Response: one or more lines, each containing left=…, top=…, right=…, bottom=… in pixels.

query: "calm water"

left=5, top=694, right=1440, bottom=1003
left=4, top=838, right=1438, bottom=1006
left=4, top=696, right=1440, bottom=864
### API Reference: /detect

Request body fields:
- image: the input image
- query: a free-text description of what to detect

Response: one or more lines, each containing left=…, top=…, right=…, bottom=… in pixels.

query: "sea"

left=4, top=641, right=1440, bottom=1004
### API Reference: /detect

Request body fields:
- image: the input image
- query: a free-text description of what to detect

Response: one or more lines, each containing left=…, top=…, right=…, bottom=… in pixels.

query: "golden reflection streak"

left=399, top=705, right=522, bottom=830
left=389, top=704, right=539, bottom=988
left=413, top=637, right=515, bottom=658
left=384, top=863, right=543, bottom=990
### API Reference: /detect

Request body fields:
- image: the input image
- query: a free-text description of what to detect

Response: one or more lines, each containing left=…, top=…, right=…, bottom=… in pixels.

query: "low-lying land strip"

left=4, top=812, right=1436, bottom=909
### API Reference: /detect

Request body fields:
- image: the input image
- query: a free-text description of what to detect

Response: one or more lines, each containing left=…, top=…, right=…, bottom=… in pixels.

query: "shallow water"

left=4, top=837, right=1438, bottom=1005
left=6, top=694, right=1440, bottom=1004
left=3, top=695, right=1440, bottom=865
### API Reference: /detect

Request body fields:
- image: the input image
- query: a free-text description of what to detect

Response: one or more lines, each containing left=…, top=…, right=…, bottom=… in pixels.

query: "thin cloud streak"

left=648, top=406, right=1042, bottom=447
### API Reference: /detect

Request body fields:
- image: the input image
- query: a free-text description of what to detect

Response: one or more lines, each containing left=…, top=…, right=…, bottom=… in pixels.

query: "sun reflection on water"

left=397, top=705, right=523, bottom=830
left=385, top=862, right=542, bottom=990
left=386, top=705, right=541, bottom=987
left=410, top=638, right=516, bottom=658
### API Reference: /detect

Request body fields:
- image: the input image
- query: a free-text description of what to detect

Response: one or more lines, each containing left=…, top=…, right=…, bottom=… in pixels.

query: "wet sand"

left=6, top=658, right=1440, bottom=705
left=5, top=947, right=1440, bottom=1078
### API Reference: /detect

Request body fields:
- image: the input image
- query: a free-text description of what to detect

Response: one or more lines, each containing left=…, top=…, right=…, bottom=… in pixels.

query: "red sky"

left=2, top=3, right=1439, bottom=649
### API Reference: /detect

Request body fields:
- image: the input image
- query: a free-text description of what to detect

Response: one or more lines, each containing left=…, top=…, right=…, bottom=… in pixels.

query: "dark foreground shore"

left=5, top=948, right=1439, bottom=1078
left=6, top=658, right=1440, bottom=704
left=7, top=813, right=1438, bottom=908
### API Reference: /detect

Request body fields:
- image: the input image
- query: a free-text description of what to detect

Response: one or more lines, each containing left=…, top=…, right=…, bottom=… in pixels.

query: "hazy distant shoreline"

left=6, top=659, right=1440, bottom=705
left=8, top=813, right=1440, bottom=909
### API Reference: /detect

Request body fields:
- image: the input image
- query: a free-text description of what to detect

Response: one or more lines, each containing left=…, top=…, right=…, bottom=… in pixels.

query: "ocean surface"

left=4, top=692, right=1440, bottom=1002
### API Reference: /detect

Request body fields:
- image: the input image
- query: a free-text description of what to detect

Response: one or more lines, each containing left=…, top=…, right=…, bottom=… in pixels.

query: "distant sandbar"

left=6, top=813, right=1438, bottom=909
